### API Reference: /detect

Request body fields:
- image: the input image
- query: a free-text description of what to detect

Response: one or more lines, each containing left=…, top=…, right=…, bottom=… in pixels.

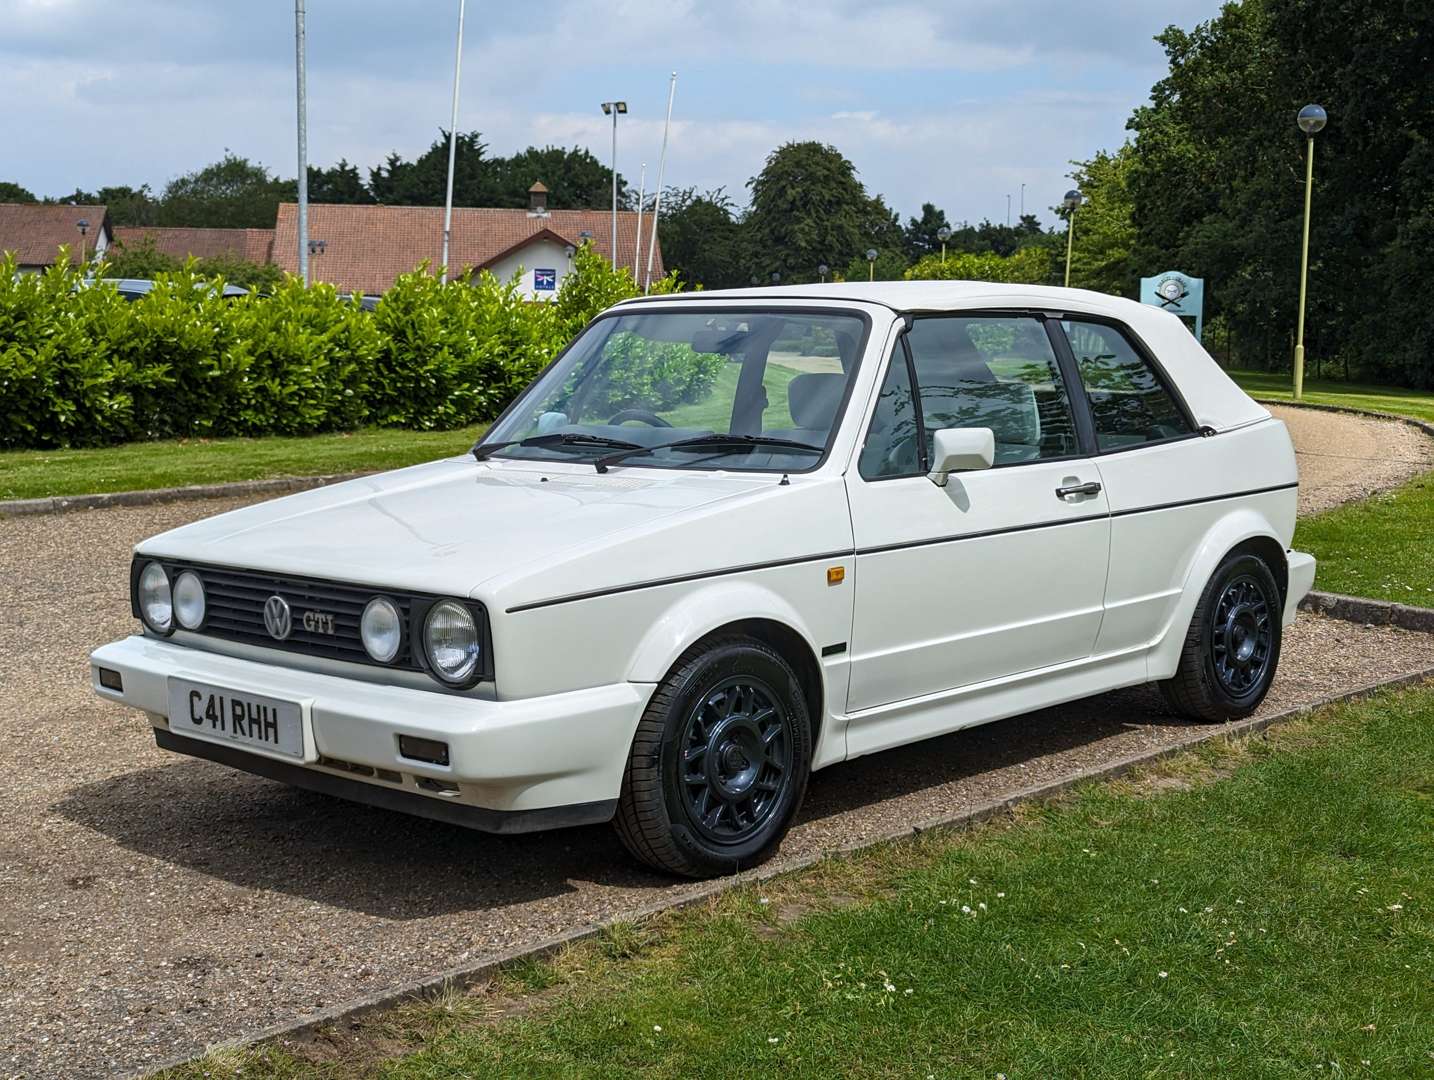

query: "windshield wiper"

left=594, top=434, right=824, bottom=473
left=472, top=432, right=642, bottom=461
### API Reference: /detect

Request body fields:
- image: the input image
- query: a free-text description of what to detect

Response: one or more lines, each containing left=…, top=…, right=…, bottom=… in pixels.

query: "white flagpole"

left=295, top=0, right=309, bottom=285
left=643, top=71, right=676, bottom=293
left=631, top=161, right=647, bottom=275
left=440, top=0, right=466, bottom=284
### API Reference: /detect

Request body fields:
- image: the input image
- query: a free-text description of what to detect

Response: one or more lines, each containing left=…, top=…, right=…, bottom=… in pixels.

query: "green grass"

left=1296, top=470, right=1434, bottom=607
left=0, top=425, right=487, bottom=501
left=168, top=685, right=1434, bottom=1079
left=1229, top=369, right=1434, bottom=425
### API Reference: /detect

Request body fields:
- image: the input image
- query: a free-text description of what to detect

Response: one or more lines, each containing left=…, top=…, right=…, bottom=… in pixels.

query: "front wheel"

left=614, top=635, right=811, bottom=877
left=1160, top=551, right=1283, bottom=722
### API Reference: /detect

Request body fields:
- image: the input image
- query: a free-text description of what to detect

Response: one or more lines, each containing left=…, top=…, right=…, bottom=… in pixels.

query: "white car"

left=91, top=282, right=1314, bottom=877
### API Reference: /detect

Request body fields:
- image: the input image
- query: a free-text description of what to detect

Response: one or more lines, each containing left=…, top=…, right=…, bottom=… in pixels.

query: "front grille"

left=173, top=563, right=419, bottom=669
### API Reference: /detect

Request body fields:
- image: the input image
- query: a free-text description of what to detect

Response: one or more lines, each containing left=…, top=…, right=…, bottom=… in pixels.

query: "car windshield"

left=479, top=309, right=867, bottom=471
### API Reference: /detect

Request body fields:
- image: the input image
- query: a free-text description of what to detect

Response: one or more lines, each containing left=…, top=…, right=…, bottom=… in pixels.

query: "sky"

left=0, top=0, right=1226, bottom=228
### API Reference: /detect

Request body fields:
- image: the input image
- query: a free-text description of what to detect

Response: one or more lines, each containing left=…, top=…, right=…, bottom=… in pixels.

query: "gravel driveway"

left=3, top=406, right=1432, bottom=1079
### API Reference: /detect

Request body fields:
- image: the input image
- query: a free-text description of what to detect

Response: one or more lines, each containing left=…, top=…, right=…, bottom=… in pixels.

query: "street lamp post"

left=1062, top=189, right=1083, bottom=287
left=818, top=263, right=829, bottom=284
left=866, top=248, right=878, bottom=282
left=770, top=271, right=781, bottom=285
left=76, top=218, right=89, bottom=264
left=936, top=225, right=951, bottom=264
left=600, top=100, right=627, bottom=267
left=1292, top=103, right=1327, bottom=401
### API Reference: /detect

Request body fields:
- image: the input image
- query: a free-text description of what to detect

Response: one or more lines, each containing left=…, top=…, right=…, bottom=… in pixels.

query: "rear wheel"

left=1160, top=551, right=1283, bottom=722
left=614, top=635, right=811, bottom=877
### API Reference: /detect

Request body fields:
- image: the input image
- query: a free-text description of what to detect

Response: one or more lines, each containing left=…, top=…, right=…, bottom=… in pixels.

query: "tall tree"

left=492, top=145, right=626, bottom=209
left=308, top=160, right=373, bottom=204
left=0, top=182, right=38, bottom=203
left=657, top=187, right=745, bottom=289
left=1124, top=0, right=1434, bottom=385
left=744, top=141, right=893, bottom=283
left=369, top=131, right=490, bottom=206
left=156, top=153, right=292, bottom=228
left=1065, top=145, right=1139, bottom=297
left=903, top=202, right=951, bottom=261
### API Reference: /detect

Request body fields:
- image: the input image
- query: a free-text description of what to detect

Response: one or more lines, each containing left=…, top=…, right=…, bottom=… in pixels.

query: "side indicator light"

left=827, top=566, right=845, bottom=586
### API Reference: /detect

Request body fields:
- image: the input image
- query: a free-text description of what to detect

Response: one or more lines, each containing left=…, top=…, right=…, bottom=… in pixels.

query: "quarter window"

left=859, top=316, right=1081, bottom=478
left=1061, top=320, right=1193, bottom=450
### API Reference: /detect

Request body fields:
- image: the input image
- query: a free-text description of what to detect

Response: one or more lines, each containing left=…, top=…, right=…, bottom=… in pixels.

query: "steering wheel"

left=607, top=408, right=672, bottom=428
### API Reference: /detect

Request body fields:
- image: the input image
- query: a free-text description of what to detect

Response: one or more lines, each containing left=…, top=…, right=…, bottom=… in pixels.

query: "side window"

left=908, top=316, right=1080, bottom=465
left=1062, top=320, right=1193, bottom=450
left=858, top=345, right=922, bottom=479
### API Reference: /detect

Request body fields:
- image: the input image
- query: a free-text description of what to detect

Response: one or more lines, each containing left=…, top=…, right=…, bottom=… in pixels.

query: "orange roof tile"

left=0, top=203, right=109, bottom=265
left=271, top=203, right=663, bottom=295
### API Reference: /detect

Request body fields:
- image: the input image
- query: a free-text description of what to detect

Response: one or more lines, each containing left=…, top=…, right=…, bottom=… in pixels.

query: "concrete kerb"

left=0, top=473, right=371, bottom=518
left=144, top=647, right=1434, bottom=1077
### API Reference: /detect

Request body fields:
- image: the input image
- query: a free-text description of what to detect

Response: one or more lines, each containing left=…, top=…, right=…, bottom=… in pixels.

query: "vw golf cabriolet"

left=91, top=282, right=1313, bottom=877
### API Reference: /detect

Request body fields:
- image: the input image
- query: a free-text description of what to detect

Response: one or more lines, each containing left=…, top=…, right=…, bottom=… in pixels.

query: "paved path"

left=1267, top=403, right=1434, bottom=515
left=3, top=406, right=1432, bottom=1078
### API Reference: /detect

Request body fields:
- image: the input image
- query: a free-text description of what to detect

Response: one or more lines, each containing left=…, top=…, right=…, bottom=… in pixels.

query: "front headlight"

left=361, top=597, right=402, bottom=663
left=423, top=600, right=481, bottom=684
left=138, top=561, right=173, bottom=633
left=173, top=570, right=206, bottom=630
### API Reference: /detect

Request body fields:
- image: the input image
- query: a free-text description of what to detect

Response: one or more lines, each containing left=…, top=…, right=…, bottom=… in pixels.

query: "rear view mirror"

left=928, top=427, right=995, bottom=487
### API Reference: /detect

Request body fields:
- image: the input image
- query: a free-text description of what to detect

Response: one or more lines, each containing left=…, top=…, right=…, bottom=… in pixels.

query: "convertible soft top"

left=619, top=281, right=1269, bottom=435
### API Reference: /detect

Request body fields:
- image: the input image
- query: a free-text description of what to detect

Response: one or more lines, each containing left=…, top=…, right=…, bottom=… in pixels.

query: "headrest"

left=787, top=373, right=846, bottom=430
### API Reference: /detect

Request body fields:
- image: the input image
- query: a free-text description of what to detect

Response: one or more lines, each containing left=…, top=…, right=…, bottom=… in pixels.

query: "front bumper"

left=90, top=635, right=653, bottom=830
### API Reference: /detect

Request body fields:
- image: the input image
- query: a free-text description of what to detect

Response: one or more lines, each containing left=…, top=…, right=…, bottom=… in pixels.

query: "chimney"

left=528, top=181, right=549, bottom=216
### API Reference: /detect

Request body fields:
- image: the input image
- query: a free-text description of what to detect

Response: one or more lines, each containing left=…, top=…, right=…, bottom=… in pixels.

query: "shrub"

left=905, top=246, right=1053, bottom=284
left=0, top=241, right=684, bottom=449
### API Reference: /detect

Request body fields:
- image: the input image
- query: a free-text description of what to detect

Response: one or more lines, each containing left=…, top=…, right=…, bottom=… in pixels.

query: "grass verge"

left=0, top=425, right=486, bottom=501
left=166, top=684, right=1434, bottom=1079
left=1295, top=470, right=1434, bottom=607
left=1229, top=369, right=1434, bottom=425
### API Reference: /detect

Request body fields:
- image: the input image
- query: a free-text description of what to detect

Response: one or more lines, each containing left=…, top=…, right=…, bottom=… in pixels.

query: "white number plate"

left=167, top=678, right=304, bottom=759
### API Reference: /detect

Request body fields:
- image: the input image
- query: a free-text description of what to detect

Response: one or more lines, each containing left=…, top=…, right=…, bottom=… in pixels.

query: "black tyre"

left=1160, top=550, right=1283, bottom=722
left=614, top=635, right=812, bottom=878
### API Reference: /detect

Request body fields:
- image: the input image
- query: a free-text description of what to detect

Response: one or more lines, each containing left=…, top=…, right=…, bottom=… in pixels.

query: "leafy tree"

left=491, top=145, right=626, bottom=209
left=156, top=153, right=293, bottom=229
left=307, top=160, right=374, bottom=204
left=657, top=187, right=746, bottom=289
left=1065, top=145, right=1140, bottom=297
left=1122, top=0, right=1434, bottom=385
left=903, top=202, right=951, bottom=261
left=745, top=141, right=893, bottom=283
left=0, top=181, right=38, bottom=203
left=370, top=130, right=490, bottom=206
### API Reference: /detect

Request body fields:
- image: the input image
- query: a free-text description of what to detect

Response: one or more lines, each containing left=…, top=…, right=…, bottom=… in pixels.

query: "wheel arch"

left=626, top=585, right=829, bottom=759
left=1147, top=508, right=1290, bottom=681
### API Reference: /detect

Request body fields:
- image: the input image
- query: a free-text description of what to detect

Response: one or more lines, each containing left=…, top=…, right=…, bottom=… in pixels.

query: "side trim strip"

left=505, top=549, right=853, bottom=613
left=1109, top=481, right=1298, bottom=519
left=505, top=482, right=1299, bottom=613
left=821, top=642, right=848, bottom=658
left=858, top=511, right=1107, bottom=557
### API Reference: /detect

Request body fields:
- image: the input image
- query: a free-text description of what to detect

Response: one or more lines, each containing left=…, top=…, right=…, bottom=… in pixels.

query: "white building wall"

left=483, top=237, right=573, bottom=301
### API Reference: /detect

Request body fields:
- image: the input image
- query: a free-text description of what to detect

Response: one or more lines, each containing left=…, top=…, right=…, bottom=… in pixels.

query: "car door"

left=1052, top=316, right=1205, bottom=655
left=844, top=313, right=1111, bottom=730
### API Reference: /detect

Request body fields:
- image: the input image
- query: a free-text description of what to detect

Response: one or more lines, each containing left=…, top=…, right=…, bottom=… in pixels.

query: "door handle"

left=1055, top=481, right=1102, bottom=499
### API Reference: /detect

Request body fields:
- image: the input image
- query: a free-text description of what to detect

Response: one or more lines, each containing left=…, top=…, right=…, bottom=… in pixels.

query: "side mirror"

left=928, top=427, right=995, bottom=486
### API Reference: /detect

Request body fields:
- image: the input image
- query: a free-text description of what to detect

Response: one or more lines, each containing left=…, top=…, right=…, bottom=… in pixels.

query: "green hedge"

left=0, top=245, right=681, bottom=449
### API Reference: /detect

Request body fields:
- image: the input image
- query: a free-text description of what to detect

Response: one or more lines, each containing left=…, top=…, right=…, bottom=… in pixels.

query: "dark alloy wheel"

left=678, top=676, right=794, bottom=845
left=614, top=635, right=812, bottom=877
left=1160, top=550, right=1283, bottom=722
left=1210, top=574, right=1274, bottom=696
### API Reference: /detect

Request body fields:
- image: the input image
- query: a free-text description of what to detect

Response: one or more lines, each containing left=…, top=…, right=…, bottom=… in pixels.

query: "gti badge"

left=263, top=594, right=292, bottom=641
left=302, top=610, right=336, bottom=635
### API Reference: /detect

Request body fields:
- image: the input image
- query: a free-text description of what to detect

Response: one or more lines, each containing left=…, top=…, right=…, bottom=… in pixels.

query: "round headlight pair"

left=138, top=562, right=205, bottom=633
left=360, top=597, right=403, bottom=664
left=423, top=600, right=482, bottom=685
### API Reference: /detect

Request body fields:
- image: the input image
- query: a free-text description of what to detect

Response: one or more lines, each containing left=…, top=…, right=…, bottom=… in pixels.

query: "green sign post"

left=1140, top=270, right=1205, bottom=342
